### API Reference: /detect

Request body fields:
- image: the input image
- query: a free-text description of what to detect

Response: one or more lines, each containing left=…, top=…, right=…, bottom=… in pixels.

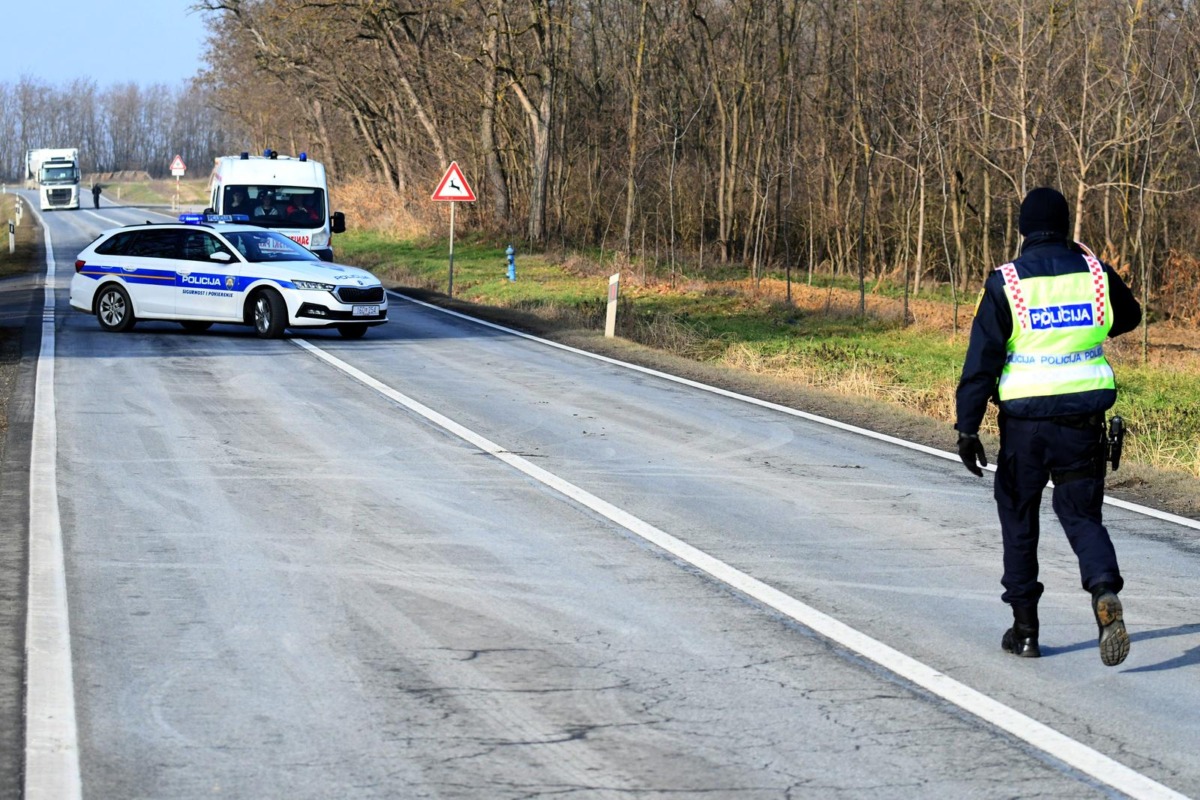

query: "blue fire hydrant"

left=506, top=244, right=516, bottom=281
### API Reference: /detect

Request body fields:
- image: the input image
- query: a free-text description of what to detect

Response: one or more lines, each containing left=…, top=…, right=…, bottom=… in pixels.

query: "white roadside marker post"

left=605, top=272, right=620, bottom=337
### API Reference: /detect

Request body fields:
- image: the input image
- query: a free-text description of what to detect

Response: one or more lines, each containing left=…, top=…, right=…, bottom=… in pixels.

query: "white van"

left=207, top=150, right=346, bottom=261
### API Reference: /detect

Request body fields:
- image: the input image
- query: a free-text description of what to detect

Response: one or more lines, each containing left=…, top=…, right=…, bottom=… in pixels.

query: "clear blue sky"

left=0, top=0, right=209, bottom=86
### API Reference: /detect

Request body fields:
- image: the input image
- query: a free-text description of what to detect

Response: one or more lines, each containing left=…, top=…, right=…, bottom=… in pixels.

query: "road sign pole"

left=447, top=202, right=456, bottom=297
left=432, top=161, right=475, bottom=298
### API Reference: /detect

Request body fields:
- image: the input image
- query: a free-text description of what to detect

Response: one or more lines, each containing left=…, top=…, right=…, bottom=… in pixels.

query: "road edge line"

left=24, top=204, right=83, bottom=800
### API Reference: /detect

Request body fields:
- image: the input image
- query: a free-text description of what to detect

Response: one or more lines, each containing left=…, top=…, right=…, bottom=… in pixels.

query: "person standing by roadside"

left=954, top=186, right=1142, bottom=667
left=91, top=182, right=102, bottom=208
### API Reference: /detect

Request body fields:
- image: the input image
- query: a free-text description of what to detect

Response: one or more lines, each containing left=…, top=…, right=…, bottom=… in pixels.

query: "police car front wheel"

left=96, top=284, right=137, bottom=332
left=253, top=289, right=287, bottom=339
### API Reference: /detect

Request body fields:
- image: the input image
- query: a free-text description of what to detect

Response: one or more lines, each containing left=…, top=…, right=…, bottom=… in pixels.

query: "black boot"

left=1001, top=604, right=1041, bottom=658
left=1091, top=586, right=1130, bottom=667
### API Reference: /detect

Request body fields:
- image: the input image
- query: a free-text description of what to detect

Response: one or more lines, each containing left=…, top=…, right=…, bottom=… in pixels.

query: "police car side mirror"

left=331, top=211, right=346, bottom=234
left=209, top=251, right=233, bottom=262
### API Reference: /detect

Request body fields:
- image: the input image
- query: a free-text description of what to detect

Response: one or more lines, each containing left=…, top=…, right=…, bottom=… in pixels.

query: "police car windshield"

left=222, top=231, right=321, bottom=263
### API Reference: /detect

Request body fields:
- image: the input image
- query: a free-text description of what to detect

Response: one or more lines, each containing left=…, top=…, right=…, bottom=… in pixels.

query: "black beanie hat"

left=1018, top=187, right=1070, bottom=237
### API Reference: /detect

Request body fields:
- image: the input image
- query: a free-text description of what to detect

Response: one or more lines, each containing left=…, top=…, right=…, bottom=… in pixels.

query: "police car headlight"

left=292, top=280, right=335, bottom=291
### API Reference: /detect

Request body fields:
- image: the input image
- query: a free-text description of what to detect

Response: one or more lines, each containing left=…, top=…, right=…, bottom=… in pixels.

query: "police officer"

left=91, top=182, right=102, bottom=208
left=954, top=187, right=1141, bottom=667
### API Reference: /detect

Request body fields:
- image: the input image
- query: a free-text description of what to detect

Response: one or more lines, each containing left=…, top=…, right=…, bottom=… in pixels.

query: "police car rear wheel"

left=253, top=290, right=287, bottom=339
left=96, top=285, right=136, bottom=332
left=180, top=321, right=213, bottom=333
left=336, top=324, right=367, bottom=339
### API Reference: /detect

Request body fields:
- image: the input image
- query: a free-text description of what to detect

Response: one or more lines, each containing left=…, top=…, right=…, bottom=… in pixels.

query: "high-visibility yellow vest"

left=996, top=244, right=1115, bottom=403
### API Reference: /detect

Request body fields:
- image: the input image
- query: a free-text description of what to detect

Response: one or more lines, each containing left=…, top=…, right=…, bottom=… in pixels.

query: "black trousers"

left=994, top=414, right=1123, bottom=608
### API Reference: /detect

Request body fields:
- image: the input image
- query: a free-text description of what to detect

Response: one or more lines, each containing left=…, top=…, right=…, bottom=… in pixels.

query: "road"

left=4, top=194, right=1200, bottom=799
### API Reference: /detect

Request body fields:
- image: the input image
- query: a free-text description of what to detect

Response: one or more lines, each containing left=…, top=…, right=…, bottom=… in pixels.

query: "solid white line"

left=292, top=336, right=1187, bottom=800
left=79, top=209, right=131, bottom=226
left=389, top=290, right=1200, bottom=532
left=24, top=207, right=83, bottom=799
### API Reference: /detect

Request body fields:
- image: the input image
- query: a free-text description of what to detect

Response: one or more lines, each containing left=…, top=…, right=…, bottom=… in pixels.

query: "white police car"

left=69, top=215, right=387, bottom=338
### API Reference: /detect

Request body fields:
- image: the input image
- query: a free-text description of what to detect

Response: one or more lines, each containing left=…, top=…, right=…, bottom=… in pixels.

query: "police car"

left=69, top=215, right=387, bottom=338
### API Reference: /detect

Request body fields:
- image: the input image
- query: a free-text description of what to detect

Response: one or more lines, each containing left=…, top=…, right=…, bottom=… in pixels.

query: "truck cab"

left=27, top=148, right=81, bottom=210
left=208, top=150, right=345, bottom=261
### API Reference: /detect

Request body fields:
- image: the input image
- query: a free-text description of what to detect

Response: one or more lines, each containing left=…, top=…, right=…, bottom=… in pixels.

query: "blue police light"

left=179, top=213, right=250, bottom=224
left=299, top=152, right=307, bottom=162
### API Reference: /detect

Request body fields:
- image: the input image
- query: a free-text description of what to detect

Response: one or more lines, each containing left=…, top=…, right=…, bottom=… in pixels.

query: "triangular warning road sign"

left=170, top=155, right=187, bottom=171
left=432, top=161, right=476, bottom=202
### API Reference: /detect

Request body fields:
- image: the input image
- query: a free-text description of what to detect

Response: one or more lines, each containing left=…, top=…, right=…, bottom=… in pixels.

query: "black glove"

left=957, top=432, right=988, bottom=477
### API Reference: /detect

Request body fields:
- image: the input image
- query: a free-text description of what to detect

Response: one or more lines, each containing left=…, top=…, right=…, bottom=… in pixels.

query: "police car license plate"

left=352, top=305, right=379, bottom=317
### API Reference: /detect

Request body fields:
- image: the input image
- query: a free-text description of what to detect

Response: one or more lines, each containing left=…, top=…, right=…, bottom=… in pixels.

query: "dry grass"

left=334, top=178, right=434, bottom=239
left=718, top=341, right=953, bottom=420
left=625, top=311, right=723, bottom=360
left=0, top=194, right=40, bottom=279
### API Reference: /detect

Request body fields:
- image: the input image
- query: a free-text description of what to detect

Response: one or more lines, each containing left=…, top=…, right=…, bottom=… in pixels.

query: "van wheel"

left=180, top=321, right=213, bottom=333
left=336, top=325, right=367, bottom=339
left=253, top=290, right=287, bottom=338
left=96, top=284, right=137, bottom=332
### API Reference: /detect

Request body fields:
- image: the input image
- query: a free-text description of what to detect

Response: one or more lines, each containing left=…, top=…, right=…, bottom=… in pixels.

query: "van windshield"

left=224, top=185, right=326, bottom=228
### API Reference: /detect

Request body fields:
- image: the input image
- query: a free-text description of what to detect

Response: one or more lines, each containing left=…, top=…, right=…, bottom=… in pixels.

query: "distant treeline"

left=0, top=78, right=238, bottom=184
left=194, top=0, right=1200, bottom=314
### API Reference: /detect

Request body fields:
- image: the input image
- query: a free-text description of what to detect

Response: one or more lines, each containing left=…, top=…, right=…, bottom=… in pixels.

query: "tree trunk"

left=621, top=0, right=650, bottom=254
left=482, top=4, right=510, bottom=223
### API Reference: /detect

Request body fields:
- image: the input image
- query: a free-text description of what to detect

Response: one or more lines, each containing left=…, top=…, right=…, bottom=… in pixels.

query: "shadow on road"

left=1040, top=622, right=1200, bottom=672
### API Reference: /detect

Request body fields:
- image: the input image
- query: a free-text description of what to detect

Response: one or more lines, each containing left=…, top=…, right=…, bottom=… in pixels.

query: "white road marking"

left=294, top=334, right=1189, bottom=800
left=79, top=209, right=130, bottom=226
left=391, top=291, right=1200, bottom=532
left=24, top=206, right=83, bottom=800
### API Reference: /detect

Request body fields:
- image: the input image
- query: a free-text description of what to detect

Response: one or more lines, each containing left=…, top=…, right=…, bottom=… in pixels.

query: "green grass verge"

left=95, top=178, right=210, bottom=206
left=0, top=194, right=40, bottom=279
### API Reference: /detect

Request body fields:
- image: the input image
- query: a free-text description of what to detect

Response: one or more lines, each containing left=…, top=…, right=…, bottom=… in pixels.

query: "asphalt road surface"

left=4, top=194, right=1199, bottom=799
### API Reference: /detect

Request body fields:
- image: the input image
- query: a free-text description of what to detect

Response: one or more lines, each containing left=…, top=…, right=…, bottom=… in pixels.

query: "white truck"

left=207, top=149, right=345, bottom=261
left=26, top=148, right=82, bottom=210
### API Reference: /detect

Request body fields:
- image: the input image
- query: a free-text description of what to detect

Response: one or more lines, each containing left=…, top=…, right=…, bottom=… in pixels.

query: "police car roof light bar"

left=179, top=213, right=250, bottom=225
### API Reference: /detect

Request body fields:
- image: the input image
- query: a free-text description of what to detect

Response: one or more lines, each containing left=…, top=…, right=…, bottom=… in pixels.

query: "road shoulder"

left=0, top=267, right=45, bottom=798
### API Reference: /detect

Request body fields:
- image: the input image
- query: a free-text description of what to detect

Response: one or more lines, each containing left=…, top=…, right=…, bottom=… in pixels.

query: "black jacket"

left=954, top=234, right=1141, bottom=435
